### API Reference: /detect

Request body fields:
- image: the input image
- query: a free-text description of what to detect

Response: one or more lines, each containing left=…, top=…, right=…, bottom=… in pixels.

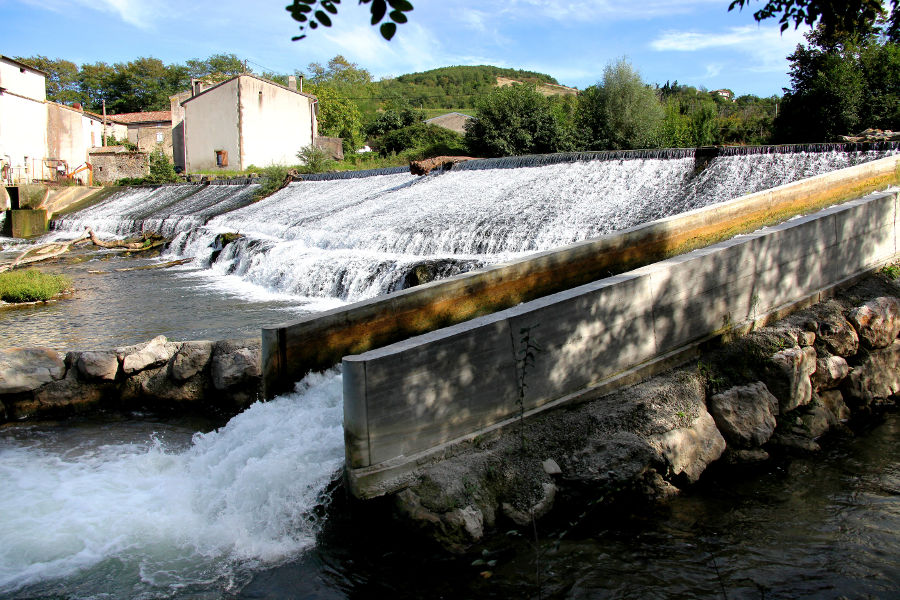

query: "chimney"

left=288, top=75, right=297, bottom=91
left=72, top=102, right=82, bottom=111
left=299, top=75, right=303, bottom=93
left=192, top=78, right=204, bottom=97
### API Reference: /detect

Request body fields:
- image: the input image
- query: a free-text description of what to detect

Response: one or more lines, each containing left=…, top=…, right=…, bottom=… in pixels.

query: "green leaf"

left=389, top=9, right=407, bottom=23
left=370, top=0, right=387, bottom=24
left=322, top=1, right=338, bottom=13
left=387, top=0, right=413, bottom=11
left=315, top=10, right=332, bottom=26
left=380, top=21, right=396, bottom=39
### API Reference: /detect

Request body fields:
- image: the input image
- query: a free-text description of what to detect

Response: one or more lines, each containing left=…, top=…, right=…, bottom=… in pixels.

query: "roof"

left=0, top=55, right=48, bottom=77
left=108, top=110, right=172, bottom=124
left=180, top=73, right=317, bottom=107
left=425, top=112, right=474, bottom=135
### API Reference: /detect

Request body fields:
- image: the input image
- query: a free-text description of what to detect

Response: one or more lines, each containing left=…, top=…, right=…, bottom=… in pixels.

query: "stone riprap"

left=0, top=336, right=261, bottom=422
left=390, top=283, right=900, bottom=552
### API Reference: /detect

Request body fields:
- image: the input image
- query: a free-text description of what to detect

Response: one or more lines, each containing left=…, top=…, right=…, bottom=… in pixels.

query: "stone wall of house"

left=88, top=148, right=149, bottom=183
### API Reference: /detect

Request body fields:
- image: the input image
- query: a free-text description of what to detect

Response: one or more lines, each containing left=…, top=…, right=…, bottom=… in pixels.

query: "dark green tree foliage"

left=103, top=57, right=189, bottom=113
left=728, top=0, right=895, bottom=38
left=465, top=83, right=571, bottom=157
left=306, top=84, right=366, bottom=152
left=306, top=55, right=373, bottom=87
left=148, top=147, right=178, bottom=183
left=378, top=122, right=464, bottom=156
left=286, top=0, right=413, bottom=41
left=367, top=101, right=426, bottom=137
left=577, top=59, right=664, bottom=150
left=775, top=25, right=899, bottom=142
left=185, top=53, right=247, bottom=81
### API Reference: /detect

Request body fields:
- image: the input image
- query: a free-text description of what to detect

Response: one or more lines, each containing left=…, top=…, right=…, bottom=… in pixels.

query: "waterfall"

left=51, top=148, right=899, bottom=305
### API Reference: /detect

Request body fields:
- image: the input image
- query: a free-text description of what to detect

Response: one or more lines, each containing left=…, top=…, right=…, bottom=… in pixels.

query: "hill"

left=374, top=65, right=565, bottom=110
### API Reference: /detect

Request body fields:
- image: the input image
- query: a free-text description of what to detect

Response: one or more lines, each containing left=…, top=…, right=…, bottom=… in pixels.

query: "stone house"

left=179, top=74, right=318, bottom=172
left=108, top=111, right=174, bottom=158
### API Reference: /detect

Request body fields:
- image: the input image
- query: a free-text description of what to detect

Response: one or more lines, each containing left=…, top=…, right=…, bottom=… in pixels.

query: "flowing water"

left=1, top=148, right=899, bottom=597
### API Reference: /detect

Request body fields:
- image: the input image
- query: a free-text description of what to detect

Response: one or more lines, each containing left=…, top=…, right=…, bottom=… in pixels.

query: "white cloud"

left=651, top=24, right=807, bottom=72
left=18, top=0, right=171, bottom=28
left=502, top=0, right=724, bottom=22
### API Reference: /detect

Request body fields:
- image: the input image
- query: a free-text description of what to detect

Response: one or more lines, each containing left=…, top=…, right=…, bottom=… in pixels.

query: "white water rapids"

left=0, top=371, right=344, bottom=598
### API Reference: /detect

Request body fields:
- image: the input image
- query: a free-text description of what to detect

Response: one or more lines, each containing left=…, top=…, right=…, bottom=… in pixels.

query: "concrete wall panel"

left=344, top=189, right=900, bottom=498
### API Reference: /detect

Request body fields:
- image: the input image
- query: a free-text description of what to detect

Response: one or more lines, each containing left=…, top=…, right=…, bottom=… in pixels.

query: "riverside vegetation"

left=0, top=269, right=70, bottom=303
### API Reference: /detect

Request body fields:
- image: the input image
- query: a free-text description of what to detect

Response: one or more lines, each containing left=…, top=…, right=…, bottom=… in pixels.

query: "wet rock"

left=848, top=296, right=900, bottom=349
left=124, top=364, right=207, bottom=405
left=811, top=356, right=850, bottom=391
left=819, top=389, right=851, bottom=421
left=0, top=398, right=5, bottom=422
left=30, top=367, right=107, bottom=416
left=399, top=258, right=482, bottom=290
left=0, top=347, right=66, bottom=394
left=648, top=411, right=726, bottom=483
left=842, top=340, right=900, bottom=406
left=708, top=382, right=778, bottom=448
left=799, top=404, right=836, bottom=438
left=768, top=432, right=821, bottom=452
left=763, top=346, right=816, bottom=413
left=211, top=339, right=261, bottom=390
left=394, top=489, right=485, bottom=553
left=542, top=458, right=562, bottom=476
left=171, top=341, right=213, bottom=382
left=209, top=232, right=244, bottom=263
left=501, top=482, right=557, bottom=526
left=120, top=336, right=176, bottom=375
left=76, top=351, right=119, bottom=381
left=722, top=448, right=770, bottom=464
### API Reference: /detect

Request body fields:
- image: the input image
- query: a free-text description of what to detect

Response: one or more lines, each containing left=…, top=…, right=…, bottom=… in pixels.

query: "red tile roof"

left=108, top=111, right=172, bottom=124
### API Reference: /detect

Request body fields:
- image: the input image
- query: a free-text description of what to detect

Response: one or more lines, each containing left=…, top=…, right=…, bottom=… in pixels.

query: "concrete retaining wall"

left=343, top=188, right=899, bottom=498
left=262, top=155, right=900, bottom=399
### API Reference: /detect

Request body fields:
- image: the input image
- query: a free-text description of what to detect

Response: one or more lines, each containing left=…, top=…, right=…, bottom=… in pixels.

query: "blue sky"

left=2, top=0, right=810, bottom=97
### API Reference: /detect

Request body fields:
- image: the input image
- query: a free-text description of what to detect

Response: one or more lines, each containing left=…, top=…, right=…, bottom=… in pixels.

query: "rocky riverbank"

left=390, top=273, right=900, bottom=552
left=0, top=336, right=261, bottom=423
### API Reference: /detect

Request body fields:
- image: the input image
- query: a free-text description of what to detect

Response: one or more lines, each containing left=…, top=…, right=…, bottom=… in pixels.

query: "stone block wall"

left=88, top=148, right=149, bottom=183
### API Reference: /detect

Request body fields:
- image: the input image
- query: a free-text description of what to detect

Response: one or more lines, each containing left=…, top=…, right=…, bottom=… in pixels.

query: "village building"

left=108, top=111, right=174, bottom=158
left=179, top=74, right=318, bottom=172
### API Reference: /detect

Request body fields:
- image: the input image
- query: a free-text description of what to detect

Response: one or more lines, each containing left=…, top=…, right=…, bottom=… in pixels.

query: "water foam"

left=0, top=370, right=344, bottom=597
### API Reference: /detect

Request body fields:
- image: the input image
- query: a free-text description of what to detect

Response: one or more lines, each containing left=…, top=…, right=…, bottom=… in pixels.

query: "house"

left=0, top=55, right=49, bottom=184
left=108, top=110, right=174, bottom=158
left=425, top=112, right=474, bottom=135
left=180, top=74, right=317, bottom=172
left=712, top=89, right=735, bottom=101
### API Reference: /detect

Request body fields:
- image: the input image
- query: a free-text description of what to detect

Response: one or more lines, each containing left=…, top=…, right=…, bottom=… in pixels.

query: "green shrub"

left=377, top=123, right=465, bottom=156
left=0, top=269, right=72, bottom=303
left=148, top=147, right=178, bottom=183
left=254, top=164, right=292, bottom=199
left=296, top=145, right=336, bottom=173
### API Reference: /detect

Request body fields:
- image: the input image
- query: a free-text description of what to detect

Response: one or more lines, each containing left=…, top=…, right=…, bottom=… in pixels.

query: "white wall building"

left=182, top=74, right=317, bottom=172
left=0, top=55, right=48, bottom=184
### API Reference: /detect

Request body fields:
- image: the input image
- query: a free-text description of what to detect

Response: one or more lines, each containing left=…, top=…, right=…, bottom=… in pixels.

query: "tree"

left=306, top=55, right=372, bottom=87
left=306, top=84, right=365, bottom=152
left=727, top=0, right=897, bottom=40
left=102, top=58, right=188, bottom=113
left=367, top=101, right=425, bottom=138
left=577, top=59, right=663, bottom=150
left=185, top=53, right=248, bottom=82
left=286, top=0, right=413, bottom=40
left=465, top=83, right=571, bottom=157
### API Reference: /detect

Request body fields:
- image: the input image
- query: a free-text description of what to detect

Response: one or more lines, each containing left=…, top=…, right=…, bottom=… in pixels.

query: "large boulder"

left=119, top=336, right=177, bottom=375
left=842, top=340, right=900, bottom=406
left=648, top=411, right=726, bottom=483
left=211, top=339, right=261, bottom=391
left=76, top=351, right=120, bottom=381
left=848, top=296, right=900, bottom=349
left=0, top=347, right=66, bottom=394
left=762, top=346, right=817, bottom=413
left=170, top=340, right=213, bottom=382
left=811, top=356, right=850, bottom=391
left=813, top=306, right=859, bottom=357
left=708, top=382, right=778, bottom=448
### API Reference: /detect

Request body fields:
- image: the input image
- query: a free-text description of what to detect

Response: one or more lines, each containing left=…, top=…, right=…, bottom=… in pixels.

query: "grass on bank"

left=0, top=269, right=72, bottom=303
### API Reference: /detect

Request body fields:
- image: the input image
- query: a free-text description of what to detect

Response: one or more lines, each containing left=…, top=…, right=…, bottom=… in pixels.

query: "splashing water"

left=0, top=370, right=344, bottom=599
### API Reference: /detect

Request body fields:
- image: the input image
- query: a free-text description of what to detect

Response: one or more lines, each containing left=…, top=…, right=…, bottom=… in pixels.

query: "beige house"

left=180, top=74, right=317, bottom=172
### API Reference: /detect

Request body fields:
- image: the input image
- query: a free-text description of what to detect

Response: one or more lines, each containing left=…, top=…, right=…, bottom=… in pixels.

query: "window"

left=215, top=150, right=228, bottom=167
left=156, top=132, right=164, bottom=143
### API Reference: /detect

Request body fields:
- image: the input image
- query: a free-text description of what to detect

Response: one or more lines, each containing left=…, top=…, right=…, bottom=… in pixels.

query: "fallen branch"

left=0, top=232, right=90, bottom=273
left=86, top=228, right=162, bottom=250
left=114, top=257, right=193, bottom=272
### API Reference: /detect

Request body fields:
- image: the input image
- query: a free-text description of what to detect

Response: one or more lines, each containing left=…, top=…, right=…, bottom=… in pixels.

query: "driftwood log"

left=409, top=156, right=476, bottom=176
left=0, top=228, right=172, bottom=272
